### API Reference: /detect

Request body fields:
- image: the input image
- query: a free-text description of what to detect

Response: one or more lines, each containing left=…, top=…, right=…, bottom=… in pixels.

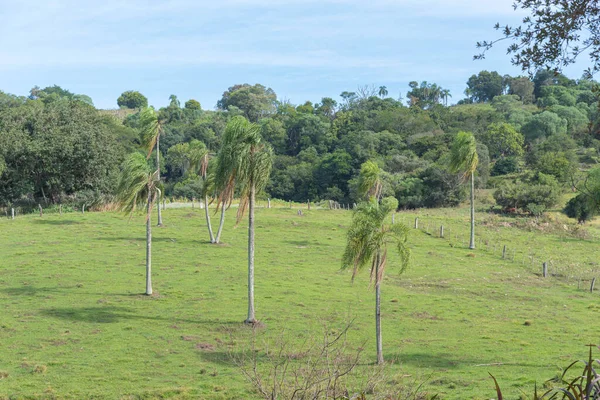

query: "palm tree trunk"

left=215, top=203, right=226, bottom=244
left=375, top=251, right=383, bottom=365
left=469, top=171, right=475, bottom=250
left=245, top=183, right=256, bottom=324
left=156, top=135, right=163, bottom=227
left=146, top=191, right=153, bottom=295
left=204, top=195, right=215, bottom=243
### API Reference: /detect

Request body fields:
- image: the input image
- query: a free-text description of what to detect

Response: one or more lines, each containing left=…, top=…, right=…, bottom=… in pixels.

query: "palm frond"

left=139, top=107, right=160, bottom=159
left=358, top=160, right=383, bottom=200
left=342, top=197, right=409, bottom=284
left=449, top=131, right=479, bottom=181
left=116, top=153, right=152, bottom=215
left=214, top=116, right=273, bottom=223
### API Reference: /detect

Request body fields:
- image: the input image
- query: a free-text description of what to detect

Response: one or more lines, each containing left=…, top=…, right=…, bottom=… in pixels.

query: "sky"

left=0, top=0, right=588, bottom=109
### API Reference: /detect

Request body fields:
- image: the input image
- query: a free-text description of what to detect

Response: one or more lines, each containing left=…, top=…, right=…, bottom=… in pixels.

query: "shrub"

left=564, top=194, right=596, bottom=223
left=493, top=180, right=560, bottom=213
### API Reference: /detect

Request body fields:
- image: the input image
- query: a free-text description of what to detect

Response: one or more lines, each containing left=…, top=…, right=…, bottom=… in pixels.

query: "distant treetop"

left=117, top=90, right=148, bottom=109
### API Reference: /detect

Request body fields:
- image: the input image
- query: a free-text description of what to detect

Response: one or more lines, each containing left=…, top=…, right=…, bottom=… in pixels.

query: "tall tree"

left=465, top=71, right=504, bottom=103
left=116, top=153, right=161, bottom=295
left=139, top=107, right=164, bottom=226
left=449, top=132, right=479, bottom=250
left=342, top=196, right=410, bottom=365
left=378, top=86, right=388, bottom=99
left=216, top=84, right=277, bottom=122
left=215, top=116, right=273, bottom=324
left=117, top=90, right=148, bottom=109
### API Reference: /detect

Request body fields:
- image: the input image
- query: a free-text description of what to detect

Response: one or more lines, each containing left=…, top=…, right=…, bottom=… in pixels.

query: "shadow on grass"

left=285, top=240, right=324, bottom=247
left=40, top=305, right=244, bottom=326
left=94, top=237, right=207, bottom=244
left=391, top=352, right=479, bottom=369
left=1, top=286, right=62, bottom=296
left=32, top=219, right=81, bottom=225
left=41, top=306, right=139, bottom=323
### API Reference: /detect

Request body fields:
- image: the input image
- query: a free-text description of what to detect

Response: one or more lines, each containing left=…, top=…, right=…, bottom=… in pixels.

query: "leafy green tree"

left=184, top=99, right=201, bottom=110
left=116, top=153, right=161, bottom=295
left=479, top=122, right=524, bottom=160
left=0, top=99, right=123, bottom=204
left=215, top=116, right=273, bottom=324
left=465, top=71, right=504, bottom=103
left=117, top=91, right=148, bottom=109
left=449, top=132, right=479, bottom=249
left=521, top=111, right=567, bottom=141
left=216, top=84, right=277, bottom=122
left=507, top=76, right=535, bottom=104
left=341, top=196, right=410, bottom=365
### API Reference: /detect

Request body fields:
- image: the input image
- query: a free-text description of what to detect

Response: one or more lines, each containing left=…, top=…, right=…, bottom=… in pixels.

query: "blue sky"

left=0, top=0, right=587, bottom=109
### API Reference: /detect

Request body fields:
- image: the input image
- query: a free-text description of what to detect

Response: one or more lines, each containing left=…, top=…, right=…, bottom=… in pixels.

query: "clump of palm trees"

left=117, top=113, right=273, bottom=327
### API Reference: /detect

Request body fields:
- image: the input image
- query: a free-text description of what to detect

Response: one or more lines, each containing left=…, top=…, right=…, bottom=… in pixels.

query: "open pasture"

left=0, top=206, right=599, bottom=399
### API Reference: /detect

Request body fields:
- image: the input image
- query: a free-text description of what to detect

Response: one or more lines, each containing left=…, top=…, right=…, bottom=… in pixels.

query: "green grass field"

left=1, top=204, right=599, bottom=399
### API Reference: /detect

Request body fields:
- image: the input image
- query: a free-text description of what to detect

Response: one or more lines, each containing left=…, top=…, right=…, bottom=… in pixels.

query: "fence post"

left=38, top=204, right=43, bottom=217
left=328, top=200, right=332, bottom=210
left=414, top=217, right=419, bottom=229
left=440, top=225, right=444, bottom=238
left=11, top=208, right=14, bottom=220
left=591, top=277, right=596, bottom=293
left=307, top=200, right=311, bottom=210
left=59, top=204, right=62, bottom=216
left=391, top=213, right=395, bottom=225
left=268, top=198, right=271, bottom=209
left=82, top=204, right=85, bottom=214
left=289, top=200, right=292, bottom=209
left=192, top=198, right=195, bottom=209
left=502, top=245, right=507, bottom=259
left=542, top=262, right=548, bottom=278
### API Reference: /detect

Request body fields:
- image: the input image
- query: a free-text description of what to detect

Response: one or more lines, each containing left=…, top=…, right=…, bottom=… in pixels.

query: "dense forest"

left=1, top=70, right=599, bottom=218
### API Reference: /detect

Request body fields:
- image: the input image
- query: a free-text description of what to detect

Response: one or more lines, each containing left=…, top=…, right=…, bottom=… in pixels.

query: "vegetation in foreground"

left=1, top=205, right=600, bottom=399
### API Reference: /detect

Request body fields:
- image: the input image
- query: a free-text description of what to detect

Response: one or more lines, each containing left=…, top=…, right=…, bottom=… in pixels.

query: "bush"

left=564, top=193, right=596, bottom=223
left=493, top=180, right=560, bottom=213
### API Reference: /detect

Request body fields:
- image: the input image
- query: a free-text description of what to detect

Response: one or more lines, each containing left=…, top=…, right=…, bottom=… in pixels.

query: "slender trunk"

left=204, top=195, right=215, bottom=243
left=469, top=171, right=475, bottom=250
left=215, top=203, right=226, bottom=244
left=156, top=135, right=163, bottom=227
left=146, top=191, right=153, bottom=295
left=245, top=183, right=256, bottom=324
left=375, top=251, right=383, bottom=365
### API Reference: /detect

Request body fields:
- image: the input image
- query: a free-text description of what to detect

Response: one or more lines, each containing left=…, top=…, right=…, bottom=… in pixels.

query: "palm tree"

left=441, top=89, right=452, bottom=106
left=139, top=107, right=164, bottom=226
left=116, top=153, right=161, bottom=295
left=449, top=131, right=479, bottom=250
left=342, top=197, right=410, bottom=365
left=187, top=140, right=227, bottom=244
left=215, top=116, right=273, bottom=324
left=378, top=86, right=388, bottom=99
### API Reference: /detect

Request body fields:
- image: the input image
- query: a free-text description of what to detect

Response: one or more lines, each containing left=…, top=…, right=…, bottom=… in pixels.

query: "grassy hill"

left=0, top=205, right=599, bottom=399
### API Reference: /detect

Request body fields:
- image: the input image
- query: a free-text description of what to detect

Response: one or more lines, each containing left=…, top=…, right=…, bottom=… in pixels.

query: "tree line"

left=1, top=71, right=600, bottom=219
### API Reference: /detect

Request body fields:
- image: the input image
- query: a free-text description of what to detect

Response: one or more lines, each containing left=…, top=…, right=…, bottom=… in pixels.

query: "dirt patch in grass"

left=195, top=343, right=215, bottom=351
